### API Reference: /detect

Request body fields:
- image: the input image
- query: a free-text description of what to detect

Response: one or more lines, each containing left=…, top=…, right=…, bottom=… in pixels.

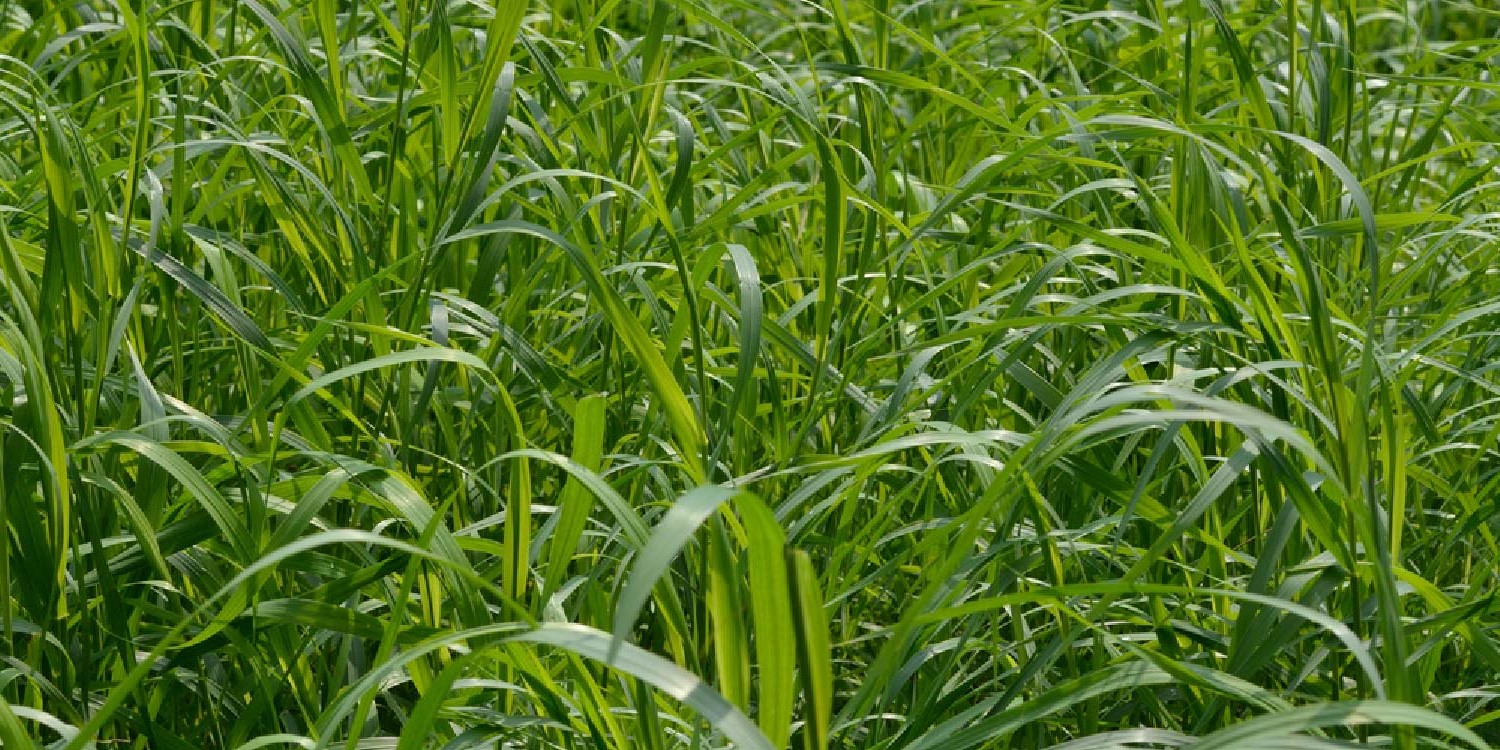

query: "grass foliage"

left=1, top=0, right=1500, bottom=747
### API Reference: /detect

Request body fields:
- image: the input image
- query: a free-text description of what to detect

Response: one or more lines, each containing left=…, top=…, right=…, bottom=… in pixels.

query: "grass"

left=0, top=0, right=1498, bottom=747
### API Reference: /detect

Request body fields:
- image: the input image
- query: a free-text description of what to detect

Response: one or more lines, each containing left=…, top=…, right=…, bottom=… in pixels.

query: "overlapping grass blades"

left=0, top=0, right=1498, bottom=748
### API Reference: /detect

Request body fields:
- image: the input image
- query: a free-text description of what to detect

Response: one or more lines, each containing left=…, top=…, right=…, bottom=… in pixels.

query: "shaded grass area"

left=1, top=0, right=1499, bottom=747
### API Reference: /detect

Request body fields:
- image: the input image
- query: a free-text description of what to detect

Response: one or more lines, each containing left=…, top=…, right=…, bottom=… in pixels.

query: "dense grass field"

left=1, top=0, right=1499, bottom=747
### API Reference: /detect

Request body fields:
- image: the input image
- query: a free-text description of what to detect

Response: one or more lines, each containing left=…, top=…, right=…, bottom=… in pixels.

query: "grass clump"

left=1, top=0, right=1499, bottom=748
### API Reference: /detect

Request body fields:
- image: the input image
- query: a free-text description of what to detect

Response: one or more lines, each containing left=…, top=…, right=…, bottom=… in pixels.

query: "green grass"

left=0, top=0, right=1499, bottom=747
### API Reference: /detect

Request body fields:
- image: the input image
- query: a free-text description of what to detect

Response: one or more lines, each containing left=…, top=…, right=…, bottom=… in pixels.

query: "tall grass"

left=0, top=0, right=1498, bottom=747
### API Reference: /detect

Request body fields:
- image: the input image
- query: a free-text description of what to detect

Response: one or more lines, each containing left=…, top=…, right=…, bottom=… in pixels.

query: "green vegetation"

left=1, top=0, right=1498, bottom=747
